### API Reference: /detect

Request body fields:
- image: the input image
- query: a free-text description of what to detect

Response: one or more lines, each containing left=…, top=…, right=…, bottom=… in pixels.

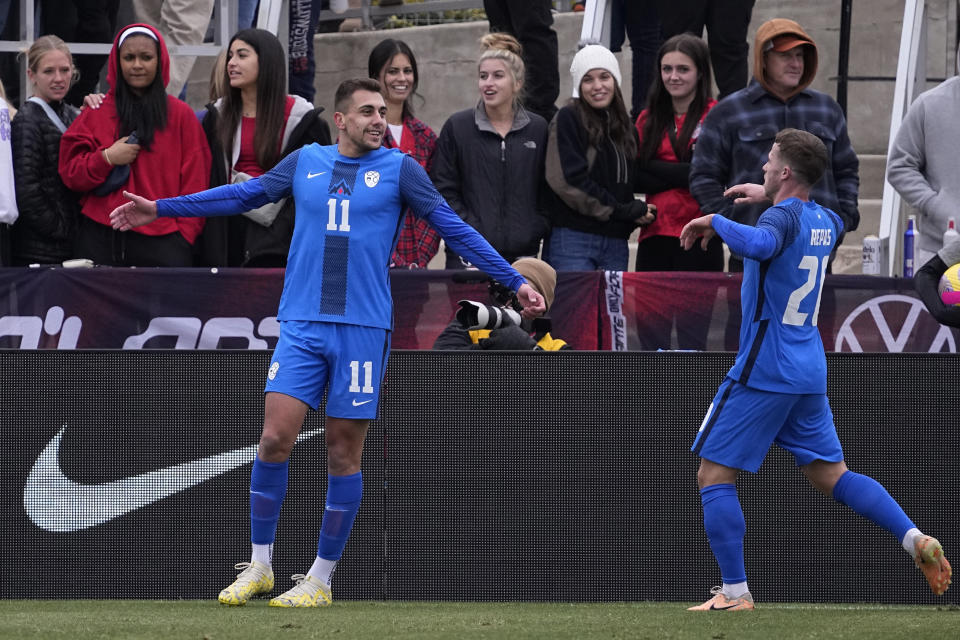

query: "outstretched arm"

left=109, top=191, right=158, bottom=230
left=723, top=183, right=768, bottom=207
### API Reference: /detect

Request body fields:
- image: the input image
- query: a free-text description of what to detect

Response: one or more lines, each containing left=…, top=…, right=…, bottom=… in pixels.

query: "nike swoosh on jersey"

left=23, top=425, right=324, bottom=533
left=307, top=171, right=327, bottom=179
left=351, top=399, right=373, bottom=406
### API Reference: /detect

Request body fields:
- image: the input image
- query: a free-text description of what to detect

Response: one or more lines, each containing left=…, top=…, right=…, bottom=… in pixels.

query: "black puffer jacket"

left=431, top=103, right=550, bottom=262
left=11, top=100, right=81, bottom=264
left=198, top=99, right=331, bottom=267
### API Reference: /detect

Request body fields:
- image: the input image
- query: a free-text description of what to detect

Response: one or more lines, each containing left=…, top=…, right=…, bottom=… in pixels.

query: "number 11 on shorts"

left=349, top=360, right=374, bottom=393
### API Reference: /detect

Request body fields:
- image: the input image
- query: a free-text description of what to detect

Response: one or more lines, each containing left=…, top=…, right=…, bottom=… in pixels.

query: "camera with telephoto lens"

left=455, top=279, right=523, bottom=330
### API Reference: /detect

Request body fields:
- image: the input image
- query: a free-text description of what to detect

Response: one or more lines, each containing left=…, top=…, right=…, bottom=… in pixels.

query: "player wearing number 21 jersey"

left=680, top=128, right=950, bottom=611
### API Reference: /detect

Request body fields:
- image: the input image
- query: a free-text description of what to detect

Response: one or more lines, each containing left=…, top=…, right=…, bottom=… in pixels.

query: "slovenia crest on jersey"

left=364, top=170, right=380, bottom=188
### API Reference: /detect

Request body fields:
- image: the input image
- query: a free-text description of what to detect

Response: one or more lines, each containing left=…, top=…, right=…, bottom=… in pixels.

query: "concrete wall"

left=298, top=1, right=956, bottom=155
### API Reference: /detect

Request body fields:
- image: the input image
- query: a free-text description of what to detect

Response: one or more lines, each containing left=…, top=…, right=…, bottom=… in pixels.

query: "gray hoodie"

left=887, top=74, right=960, bottom=253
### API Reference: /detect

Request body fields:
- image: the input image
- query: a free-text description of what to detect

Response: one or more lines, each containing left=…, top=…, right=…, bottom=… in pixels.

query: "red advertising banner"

left=0, top=268, right=954, bottom=352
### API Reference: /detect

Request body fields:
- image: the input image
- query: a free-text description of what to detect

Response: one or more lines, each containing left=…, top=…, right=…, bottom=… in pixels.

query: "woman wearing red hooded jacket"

left=59, top=23, right=211, bottom=267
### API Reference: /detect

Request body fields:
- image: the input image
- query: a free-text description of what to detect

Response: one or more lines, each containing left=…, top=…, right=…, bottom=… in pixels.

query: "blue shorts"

left=691, top=377, right=844, bottom=472
left=264, top=320, right=390, bottom=419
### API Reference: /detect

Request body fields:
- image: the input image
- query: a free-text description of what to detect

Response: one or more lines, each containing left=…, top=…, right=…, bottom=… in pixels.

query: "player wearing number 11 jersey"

left=109, top=78, right=546, bottom=608
left=679, top=128, right=950, bottom=611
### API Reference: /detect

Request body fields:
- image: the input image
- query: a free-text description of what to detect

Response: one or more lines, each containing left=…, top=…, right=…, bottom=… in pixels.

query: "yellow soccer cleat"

left=269, top=574, right=333, bottom=608
left=914, top=535, right=952, bottom=596
left=687, top=586, right=755, bottom=611
left=218, top=561, right=274, bottom=605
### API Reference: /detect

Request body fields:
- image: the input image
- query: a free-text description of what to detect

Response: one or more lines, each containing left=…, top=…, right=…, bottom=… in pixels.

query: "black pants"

left=635, top=235, right=723, bottom=350
left=612, top=0, right=662, bottom=120
left=655, top=0, right=754, bottom=99
left=76, top=216, right=193, bottom=267
left=483, top=0, right=559, bottom=122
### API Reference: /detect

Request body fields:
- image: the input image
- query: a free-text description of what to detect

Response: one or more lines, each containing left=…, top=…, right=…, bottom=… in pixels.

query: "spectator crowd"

left=10, top=0, right=952, bottom=347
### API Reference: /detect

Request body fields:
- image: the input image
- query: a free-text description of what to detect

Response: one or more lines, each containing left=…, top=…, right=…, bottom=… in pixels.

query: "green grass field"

left=2, top=600, right=958, bottom=640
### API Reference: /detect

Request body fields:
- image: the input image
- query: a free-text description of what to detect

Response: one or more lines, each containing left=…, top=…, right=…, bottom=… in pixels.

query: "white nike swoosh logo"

left=23, top=425, right=324, bottom=533
left=352, top=399, right=373, bottom=406
left=307, top=171, right=326, bottom=179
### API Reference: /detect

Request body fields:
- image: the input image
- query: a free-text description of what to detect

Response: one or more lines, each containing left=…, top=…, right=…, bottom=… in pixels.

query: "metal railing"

left=316, top=1, right=573, bottom=30
left=0, top=0, right=240, bottom=105
left=879, top=0, right=933, bottom=276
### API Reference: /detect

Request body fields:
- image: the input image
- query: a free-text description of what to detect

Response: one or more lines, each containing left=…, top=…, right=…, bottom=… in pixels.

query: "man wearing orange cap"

left=689, top=18, right=860, bottom=268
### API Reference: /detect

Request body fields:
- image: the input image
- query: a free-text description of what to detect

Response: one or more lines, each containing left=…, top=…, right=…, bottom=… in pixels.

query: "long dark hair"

left=638, top=33, right=713, bottom=164
left=569, top=83, right=636, bottom=160
left=114, top=34, right=167, bottom=150
left=367, top=38, right=420, bottom=120
left=217, top=28, right=288, bottom=171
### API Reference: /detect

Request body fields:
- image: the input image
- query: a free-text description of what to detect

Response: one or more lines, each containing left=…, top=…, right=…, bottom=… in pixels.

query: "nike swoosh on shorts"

left=23, top=425, right=324, bottom=533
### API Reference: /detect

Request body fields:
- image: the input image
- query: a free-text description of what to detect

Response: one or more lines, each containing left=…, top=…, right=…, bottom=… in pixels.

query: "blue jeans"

left=545, top=227, right=629, bottom=272
left=237, top=0, right=258, bottom=29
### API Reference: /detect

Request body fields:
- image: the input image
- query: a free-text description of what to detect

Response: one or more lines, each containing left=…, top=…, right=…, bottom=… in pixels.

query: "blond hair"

left=0, top=77, right=14, bottom=116
left=478, top=32, right=525, bottom=107
left=210, top=48, right=228, bottom=103
left=27, top=35, right=76, bottom=86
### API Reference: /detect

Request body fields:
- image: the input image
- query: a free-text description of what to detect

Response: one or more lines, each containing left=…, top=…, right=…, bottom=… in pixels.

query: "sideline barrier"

left=0, top=268, right=956, bottom=352
left=3, top=350, right=957, bottom=602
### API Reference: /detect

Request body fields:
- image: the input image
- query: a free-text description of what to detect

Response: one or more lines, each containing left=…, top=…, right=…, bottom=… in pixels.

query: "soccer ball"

left=938, top=263, right=960, bottom=306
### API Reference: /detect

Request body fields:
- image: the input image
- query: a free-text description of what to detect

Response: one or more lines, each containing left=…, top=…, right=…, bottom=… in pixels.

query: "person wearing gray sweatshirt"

left=887, top=54, right=960, bottom=259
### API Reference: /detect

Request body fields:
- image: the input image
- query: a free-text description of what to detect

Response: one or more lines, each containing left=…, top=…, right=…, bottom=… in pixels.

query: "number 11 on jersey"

left=327, top=198, right=351, bottom=232
left=349, top=360, right=374, bottom=393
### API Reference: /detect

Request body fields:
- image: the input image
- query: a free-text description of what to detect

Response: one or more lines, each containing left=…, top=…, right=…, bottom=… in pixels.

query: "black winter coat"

left=11, top=100, right=81, bottom=264
left=544, top=104, right=639, bottom=239
left=198, top=103, right=331, bottom=267
left=431, top=104, right=550, bottom=262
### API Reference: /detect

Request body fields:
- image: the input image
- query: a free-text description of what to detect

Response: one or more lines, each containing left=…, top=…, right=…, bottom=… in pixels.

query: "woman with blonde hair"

left=431, top=33, right=549, bottom=268
left=10, top=35, right=81, bottom=265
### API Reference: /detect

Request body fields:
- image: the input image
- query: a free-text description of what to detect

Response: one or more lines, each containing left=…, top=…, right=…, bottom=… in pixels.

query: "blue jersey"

left=157, top=144, right=524, bottom=330
left=719, top=198, right=843, bottom=394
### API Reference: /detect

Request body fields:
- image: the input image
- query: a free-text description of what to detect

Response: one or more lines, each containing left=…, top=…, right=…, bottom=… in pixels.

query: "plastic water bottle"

left=943, top=217, right=959, bottom=249
left=862, top=235, right=880, bottom=274
left=903, top=215, right=917, bottom=277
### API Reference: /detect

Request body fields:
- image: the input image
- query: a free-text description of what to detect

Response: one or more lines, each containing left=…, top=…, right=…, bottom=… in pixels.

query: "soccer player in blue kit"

left=679, top=128, right=951, bottom=610
left=110, top=78, right=546, bottom=607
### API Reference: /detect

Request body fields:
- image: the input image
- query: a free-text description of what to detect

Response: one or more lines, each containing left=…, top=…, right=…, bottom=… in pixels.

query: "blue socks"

left=249, top=456, right=289, bottom=545
left=317, top=472, right=363, bottom=561
left=832, top=470, right=915, bottom=541
left=701, top=483, right=747, bottom=584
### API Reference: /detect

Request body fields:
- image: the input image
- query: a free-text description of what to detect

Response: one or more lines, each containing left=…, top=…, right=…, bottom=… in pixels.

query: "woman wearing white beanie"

left=544, top=44, right=655, bottom=271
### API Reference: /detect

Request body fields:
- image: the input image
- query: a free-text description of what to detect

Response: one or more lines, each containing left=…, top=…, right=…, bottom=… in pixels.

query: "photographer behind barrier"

left=433, top=258, right=570, bottom=351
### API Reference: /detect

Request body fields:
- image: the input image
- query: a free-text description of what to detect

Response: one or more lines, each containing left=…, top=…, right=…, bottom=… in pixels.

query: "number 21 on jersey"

left=782, top=255, right=829, bottom=326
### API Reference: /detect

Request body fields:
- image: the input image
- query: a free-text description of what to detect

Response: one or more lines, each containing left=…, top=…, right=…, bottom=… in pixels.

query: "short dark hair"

left=335, top=78, right=383, bottom=113
left=775, top=128, right=828, bottom=187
